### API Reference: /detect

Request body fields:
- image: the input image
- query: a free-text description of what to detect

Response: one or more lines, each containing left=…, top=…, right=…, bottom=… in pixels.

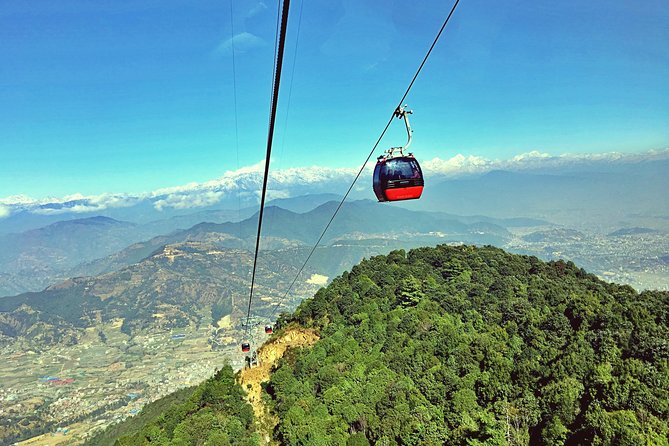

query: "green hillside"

left=103, top=245, right=669, bottom=445
left=87, top=386, right=195, bottom=446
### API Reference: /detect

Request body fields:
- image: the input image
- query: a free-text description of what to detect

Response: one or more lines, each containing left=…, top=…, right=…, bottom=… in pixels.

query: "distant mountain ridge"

left=607, top=227, right=661, bottom=237
left=522, top=228, right=586, bottom=243
left=71, top=200, right=517, bottom=281
left=0, top=216, right=145, bottom=294
left=0, top=199, right=527, bottom=297
left=0, top=192, right=344, bottom=235
left=409, top=159, right=669, bottom=228
left=0, top=242, right=316, bottom=347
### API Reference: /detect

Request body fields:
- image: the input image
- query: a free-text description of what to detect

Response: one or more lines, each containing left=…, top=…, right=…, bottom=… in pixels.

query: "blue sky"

left=1, top=0, right=667, bottom=198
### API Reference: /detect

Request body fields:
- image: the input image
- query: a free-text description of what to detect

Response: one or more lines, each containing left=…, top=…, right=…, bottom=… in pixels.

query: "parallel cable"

left=229, top=0, right=243, bottom=246
left=245, top=0, right=292, bottom=335
left=280, top=0, right=304, bottom=150
left=225, top=0, right=246, bottom=319
left=269, top=0, right=461, bottom=320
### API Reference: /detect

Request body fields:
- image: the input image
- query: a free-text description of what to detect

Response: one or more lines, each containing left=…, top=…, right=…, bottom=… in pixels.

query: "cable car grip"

left=386, top=105, right=413, bottom=158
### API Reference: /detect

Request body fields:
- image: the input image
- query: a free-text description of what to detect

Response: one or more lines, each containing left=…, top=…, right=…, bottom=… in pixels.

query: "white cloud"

left=29, top=193, right=142, bottom=215
left=266, top=189, right=291, bottom=201
left=0, top=194, right=47, bottom=206
left=422, top=148, right=669, bottom=177
left=148, top=162, right=356, bottom=211
left=421, top=154, right=492, bottom=176
left=216, top=32, right=265, bottom=56
left=511, top=150, right=551, bottom=162
left=154, top=190, right=226, bottom=211
left=2, top=148, right=667, bottom=216
left=246, top=1, right=268, bottom=18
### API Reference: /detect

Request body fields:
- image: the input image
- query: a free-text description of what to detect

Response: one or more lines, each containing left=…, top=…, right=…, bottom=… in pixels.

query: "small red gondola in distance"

left=373, top=106, right=424, bottom=202
left=264, top=325, right=273, bottom=334
left=241, top=342, right=251, bottom=352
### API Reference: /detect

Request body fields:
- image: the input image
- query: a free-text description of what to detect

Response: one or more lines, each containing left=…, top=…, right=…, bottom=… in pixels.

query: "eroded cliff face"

left=238, top=327, right=319, bottom=434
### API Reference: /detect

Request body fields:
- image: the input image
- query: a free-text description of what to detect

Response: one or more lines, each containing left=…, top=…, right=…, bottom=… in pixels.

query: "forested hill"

left=99, top=245, right=668, bottom=445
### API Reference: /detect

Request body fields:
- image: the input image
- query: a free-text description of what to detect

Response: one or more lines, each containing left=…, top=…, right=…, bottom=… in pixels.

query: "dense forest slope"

left=101, top=245, right=668, bottom=445
left=94, top=366, right=258, bottom=446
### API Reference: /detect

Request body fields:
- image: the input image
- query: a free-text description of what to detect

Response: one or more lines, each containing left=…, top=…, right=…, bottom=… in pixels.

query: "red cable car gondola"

left=241, top=342, right=251, bottom=352
left=264, top=325, right=273, bottom=334
left=373, top=155, right=424, bottom=202
left=373, top=106, right=424, bottom=202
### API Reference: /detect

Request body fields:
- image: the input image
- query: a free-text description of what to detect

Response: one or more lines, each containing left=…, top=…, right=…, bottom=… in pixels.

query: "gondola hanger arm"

left=386, top=105, right=413, bottom=157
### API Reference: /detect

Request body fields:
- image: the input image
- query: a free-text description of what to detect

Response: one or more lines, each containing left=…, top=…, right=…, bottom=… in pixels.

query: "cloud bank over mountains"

left=419, top=148, right=669, bottom=176
left=1, top=149, right=667, bottom=219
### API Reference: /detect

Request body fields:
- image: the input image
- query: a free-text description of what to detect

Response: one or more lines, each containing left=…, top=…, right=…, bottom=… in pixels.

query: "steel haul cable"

left=260, top=0, right=305, bottom=284
left=245, top=0, right=292, bottom=336
left=268, top=0, right=462, bottom=321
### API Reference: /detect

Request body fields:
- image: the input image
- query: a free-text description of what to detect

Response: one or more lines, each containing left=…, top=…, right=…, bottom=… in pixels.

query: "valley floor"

left=0, top=319, right=266, bottom=445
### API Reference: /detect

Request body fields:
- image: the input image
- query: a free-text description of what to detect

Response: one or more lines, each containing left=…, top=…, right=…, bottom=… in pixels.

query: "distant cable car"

left=373, top=106, right=424, bottom=202
left=264, top=325, right=273, bottom=334
left=241, top=342, right=251, bottom=352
